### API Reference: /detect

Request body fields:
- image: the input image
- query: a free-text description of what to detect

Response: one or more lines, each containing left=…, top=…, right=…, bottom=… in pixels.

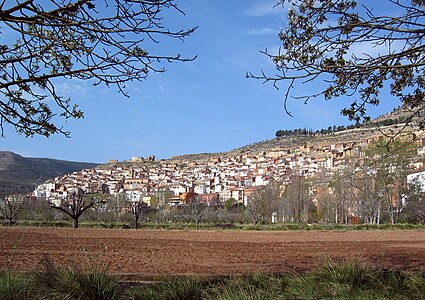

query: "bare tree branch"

left=0, top=0, right=197, bottom=137
left=49, top=188, right=108, bottom=228
left=249, top=0, right=424, bottom=127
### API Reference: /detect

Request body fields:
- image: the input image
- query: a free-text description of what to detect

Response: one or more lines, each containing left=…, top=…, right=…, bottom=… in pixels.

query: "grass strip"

left=1, top=258, right=425, bottom=299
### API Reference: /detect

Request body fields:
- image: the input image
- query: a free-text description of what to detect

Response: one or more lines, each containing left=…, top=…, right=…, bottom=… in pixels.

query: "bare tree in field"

left=283, top=175, right=311, bottom=223
left=0, top=0, right=196, bottom=137
left=108, top=192, right=129, bottom=223
left=359, top=139, right=417, bottom=224
left=125, top=193, right=149, bottom=229
left=329, top=168, right=358, bottom=224
left=49, top=188, right=107, bottom=228
left=247, top=181, right=283, bottom=224
left=129, top=201, right=147, bottom=229
left=247, top=190, right=270, bottom=224
left=325, top=139, right=418, bottom=224
left=178, top=196, right=207, bottom=230
left=0, top=193, right=27, bottom=226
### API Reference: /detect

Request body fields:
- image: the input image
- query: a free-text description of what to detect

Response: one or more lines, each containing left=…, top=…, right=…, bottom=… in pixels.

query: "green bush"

left=0, top=270, right=33, bottom=300
left=315, top=258, right=372, bottom=288
left=15, top=220, right=71, bottom=227
left=33, top=258, right=122, bottom=300
left=283, top=259, right=425, bottom=300
left=2, top=258, right=425, bottom=300
left=8, top=219, right=425, bottom=231
left=125, top=277, right=204, bottom=300
left=206, top=273, right=285, bottom=300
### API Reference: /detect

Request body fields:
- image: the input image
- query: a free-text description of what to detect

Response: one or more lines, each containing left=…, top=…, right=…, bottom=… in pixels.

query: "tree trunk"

left=134, top=215, right=139, bottom=229
left=73, top=218, right=79, bottom=228
left=335, top=205, right=339, bottom=224
left=8, top=218, right=13, bottom=227
left=390, top=209, right=395, bottom=225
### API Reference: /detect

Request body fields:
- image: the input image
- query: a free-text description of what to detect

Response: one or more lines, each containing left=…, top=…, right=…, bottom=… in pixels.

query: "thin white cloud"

left=227, top=44, right=281, bottom=71
left=243, top=1, right=282, bottom=17
left=229, top=58, right=250, bottom=70
left=25, top=80, right=91, bottom=107
left=346, top=40, right=405, bottom=60
left=245, top=27, right=277, bottom=36
left=128, top=141, right=146, bottom=151
left=158, top=84, right=169, bottom=93
left=55, top=81, right=89, bottom=98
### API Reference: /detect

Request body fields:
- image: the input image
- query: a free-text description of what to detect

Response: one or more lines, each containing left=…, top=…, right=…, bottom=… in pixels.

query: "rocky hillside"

left=228, top=106, right=422, bottom=156
left=0, top=151, right=97, bottom=193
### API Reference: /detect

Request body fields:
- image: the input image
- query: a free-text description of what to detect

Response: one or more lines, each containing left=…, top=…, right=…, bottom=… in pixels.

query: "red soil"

left=1, top=227, right=424, bottom=277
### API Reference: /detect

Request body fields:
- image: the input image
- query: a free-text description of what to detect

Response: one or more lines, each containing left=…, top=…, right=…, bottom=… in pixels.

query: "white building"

left=407, top=170, right=425, bottom=192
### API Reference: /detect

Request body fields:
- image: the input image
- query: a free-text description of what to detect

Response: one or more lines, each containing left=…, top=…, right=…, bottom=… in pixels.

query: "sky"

left=1, top=0, right=403, bottom=163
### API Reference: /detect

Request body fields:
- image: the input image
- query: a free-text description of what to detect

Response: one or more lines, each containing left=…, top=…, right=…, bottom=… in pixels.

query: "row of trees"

left=0, top=190, right=150, bottom=229
left=275, top=124, right=362, bottom=138
left=229, top=139, right=425, bottom=225
left=1, top=174, right=424, bottom=228
left=275, top=117, right=408, bottom=139
left=0, top=192, right=244, bottom=228
left=312, top=139, right=424, bottom=224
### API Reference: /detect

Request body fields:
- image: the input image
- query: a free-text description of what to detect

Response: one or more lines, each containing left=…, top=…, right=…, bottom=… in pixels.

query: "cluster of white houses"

left=34, top=130, right=425, bottom=207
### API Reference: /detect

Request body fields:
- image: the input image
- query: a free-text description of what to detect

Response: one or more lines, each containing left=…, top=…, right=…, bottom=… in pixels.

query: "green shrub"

left=1, top=258, right=424, bottom=300
left=0, top=270, right=33, bottom=300
left=15, top=220, right=71, bottom=227
left=404, top=272, right=425, bottom=299
left=206, top=273, right=285, bottom=300
left=125, top=277, right=204, bottom=300
left=315, top=258, right=372, bottom=288
left=33, top=258, right=121, bottom=300
left=283, top=259, right=425, bottom=300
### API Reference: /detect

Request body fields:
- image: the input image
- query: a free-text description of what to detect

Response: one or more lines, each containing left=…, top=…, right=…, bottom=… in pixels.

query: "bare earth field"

left=1, top=227, right=425, bottom=278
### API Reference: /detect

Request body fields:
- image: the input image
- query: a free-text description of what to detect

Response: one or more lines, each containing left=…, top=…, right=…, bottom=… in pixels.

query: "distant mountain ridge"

left=0, top=151, right=98, bottom=193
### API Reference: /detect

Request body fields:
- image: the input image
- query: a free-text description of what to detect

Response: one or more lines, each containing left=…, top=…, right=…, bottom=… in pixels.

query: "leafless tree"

left=48, top=188, right=108, bottom=228
left=0, top=0, right=196, bottom=137
left=0, top=192, right=27, bottom=226
left=247, top=181, right=283, bottom=224
left=126, top=195, right=149, bottom=229
left=107, top=192, right=129, bottom=223
left=328, top=138, right=418, bottom=224
left=360, top=138, right=417, bottom=223
left=249, top=0, right=424, bottom=127
left=182, top=196, right=207, bottom=230
left=283, top=175, right=311, bottom=223
left=328, top=168, right=359, bottom=224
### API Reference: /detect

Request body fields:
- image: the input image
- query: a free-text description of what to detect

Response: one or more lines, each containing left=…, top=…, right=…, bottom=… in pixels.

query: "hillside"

left=0, top=151, right=98, bottom=193
left=4, top=107, right=422, bottom=192
left=227, top=106, right=422, bottom=157
left=167, top=107, right=421, bottom=162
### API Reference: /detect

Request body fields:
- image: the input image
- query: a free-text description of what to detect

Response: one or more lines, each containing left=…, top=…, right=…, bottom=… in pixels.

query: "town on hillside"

left=33, top=123, right=425, bottom=224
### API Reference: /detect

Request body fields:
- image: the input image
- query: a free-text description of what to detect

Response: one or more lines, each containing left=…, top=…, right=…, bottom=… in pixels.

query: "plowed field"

left=1, top=227, right=424, bottom=277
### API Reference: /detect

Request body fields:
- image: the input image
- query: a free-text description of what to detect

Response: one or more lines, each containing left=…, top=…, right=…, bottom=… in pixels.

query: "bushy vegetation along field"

left=1, top=258, right=425, bottom=300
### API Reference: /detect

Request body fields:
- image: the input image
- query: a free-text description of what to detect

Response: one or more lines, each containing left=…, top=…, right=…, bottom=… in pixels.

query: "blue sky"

left=1, top=0, right=402, bottom=163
